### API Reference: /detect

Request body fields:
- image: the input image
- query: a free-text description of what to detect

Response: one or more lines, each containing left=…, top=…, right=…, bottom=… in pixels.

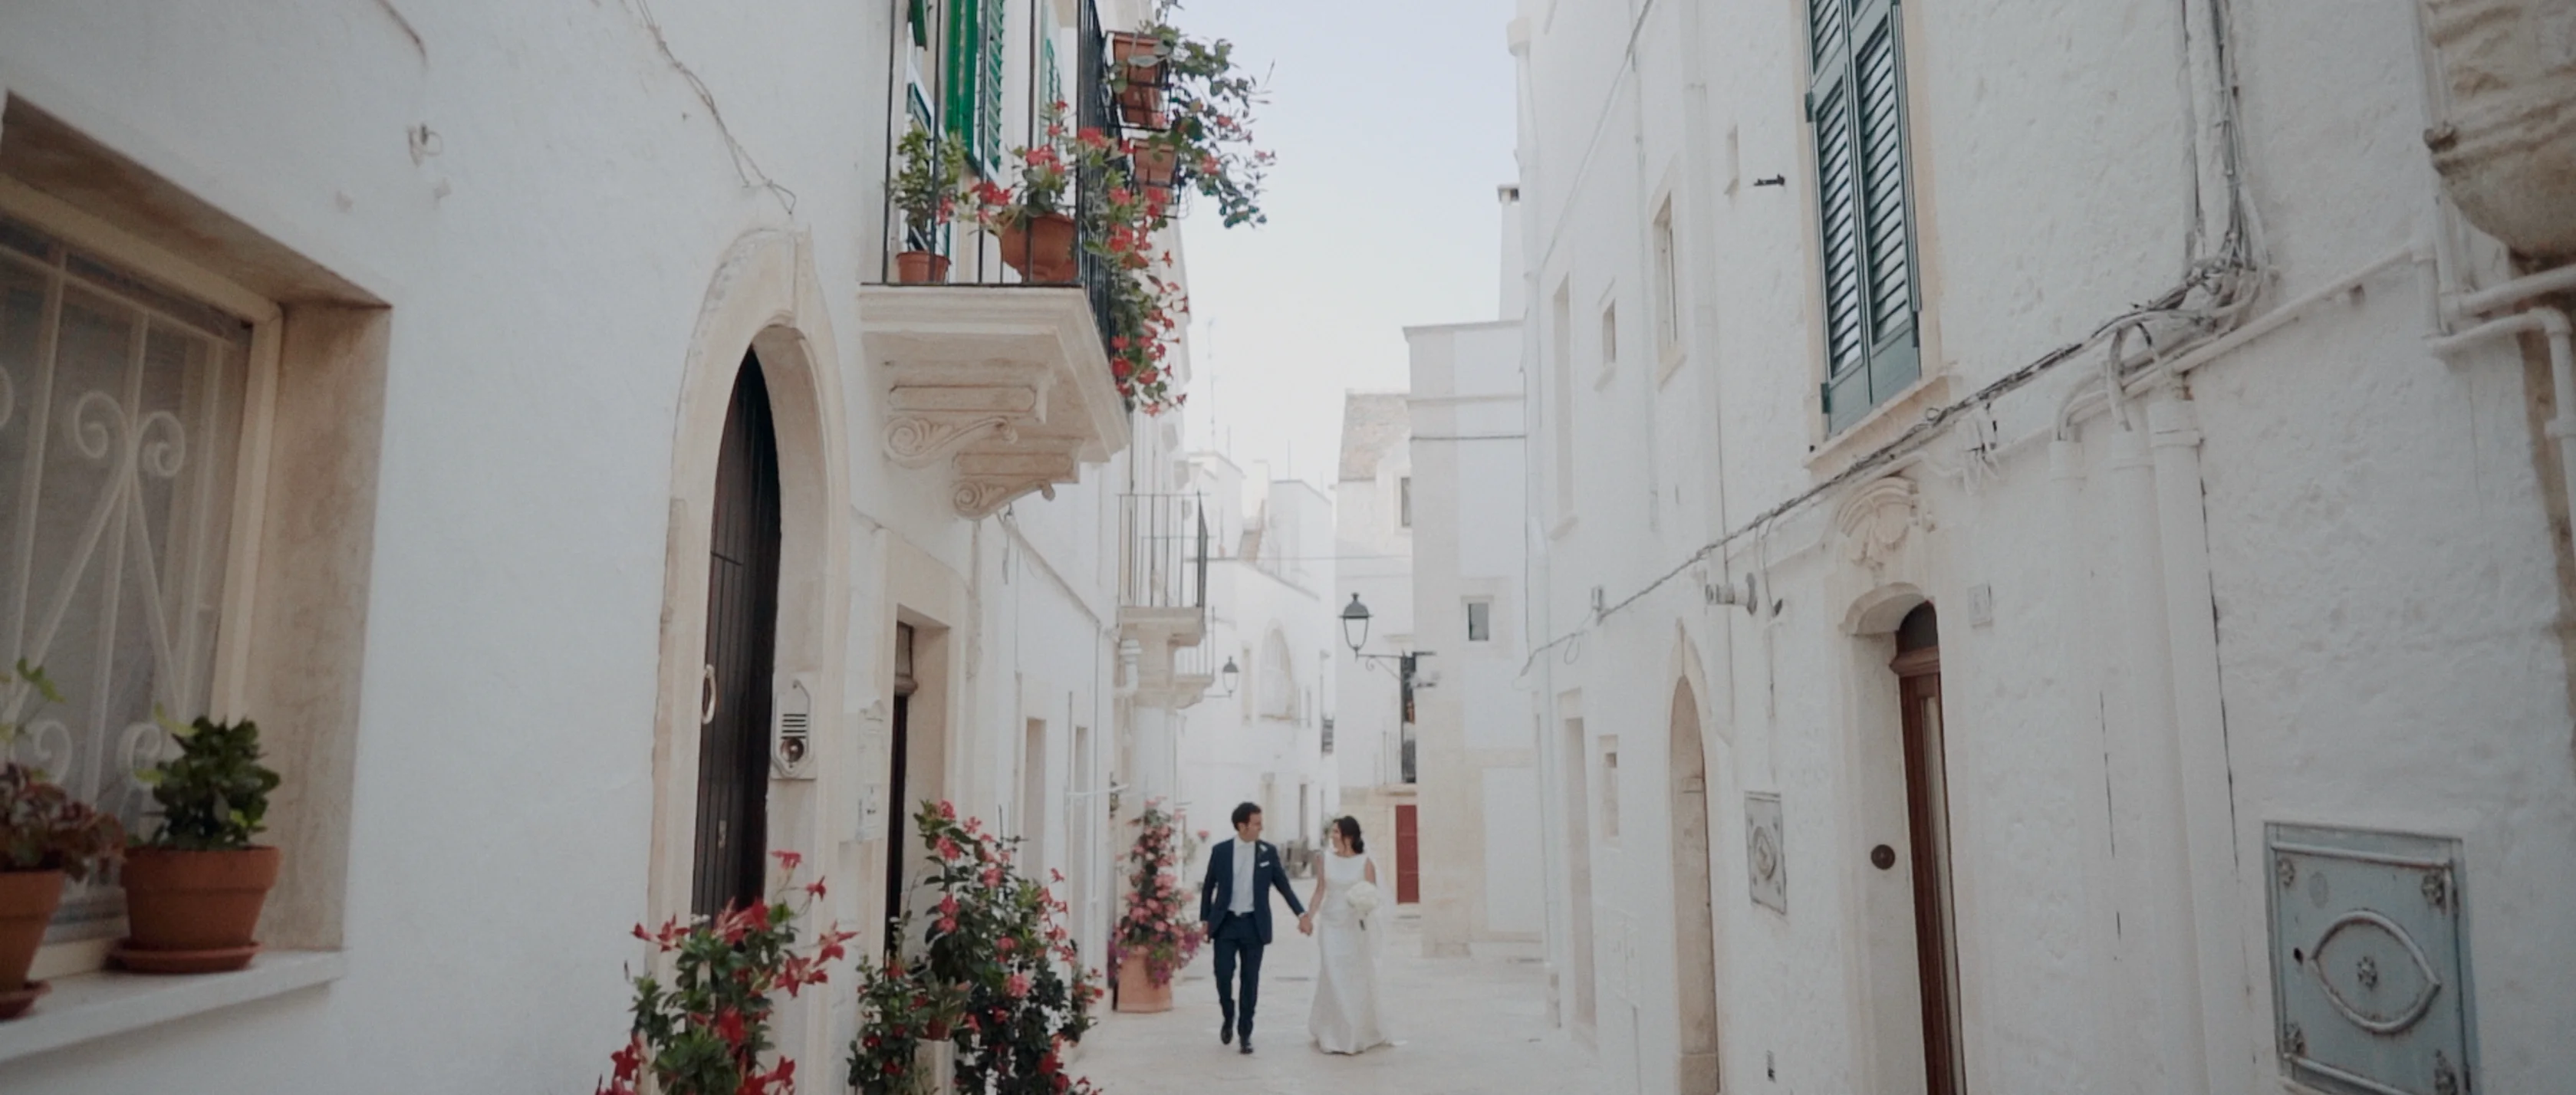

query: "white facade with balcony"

left=1170, top=454, right=1337, bottom=874
left=0, top=0, right=1199, bottom=1087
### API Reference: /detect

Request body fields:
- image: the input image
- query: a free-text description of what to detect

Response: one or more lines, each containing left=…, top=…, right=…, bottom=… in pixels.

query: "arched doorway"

left=691, top=355, right=784, bottom=916
left=1669, top=678, right=1721, bottom=1092
left=1891, top=603, right=1962, bottom=1095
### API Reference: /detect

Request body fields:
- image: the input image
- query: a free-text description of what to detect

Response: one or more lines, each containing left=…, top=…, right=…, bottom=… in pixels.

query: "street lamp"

left=1340, top=594, right=1371, bottom=655
left=1219, top=656, right=1239, bottom=696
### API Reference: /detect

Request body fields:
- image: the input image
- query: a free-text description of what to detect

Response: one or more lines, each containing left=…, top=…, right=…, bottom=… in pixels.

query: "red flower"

left=771, top=849, right=802, bottom=871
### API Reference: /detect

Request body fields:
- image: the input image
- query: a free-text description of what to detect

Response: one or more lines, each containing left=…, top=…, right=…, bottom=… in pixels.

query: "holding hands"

left=1297, top=912, right=1314, bottom=936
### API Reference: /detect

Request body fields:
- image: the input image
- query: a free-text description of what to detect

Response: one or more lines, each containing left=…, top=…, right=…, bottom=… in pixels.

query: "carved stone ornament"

left=1834, top=475, right=1926, bottom=572
left=860, top=285, right=1130, bottom=520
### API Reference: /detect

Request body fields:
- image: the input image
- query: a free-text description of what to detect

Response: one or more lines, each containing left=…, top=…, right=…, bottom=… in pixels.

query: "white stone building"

left=1331, top=391, right=1416, bottom=898
left=1406, top=309, right=1545, bottom=958
left=1171, top=453, right=1336, bottom=872
left=0, top=0, right=1218, bottom=1087
left=1510, top=2, right=2576, bottom=1095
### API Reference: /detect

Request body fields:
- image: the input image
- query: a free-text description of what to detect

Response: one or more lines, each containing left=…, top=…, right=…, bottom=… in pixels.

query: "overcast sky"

left=1173, top=0, right=1520, bottom=488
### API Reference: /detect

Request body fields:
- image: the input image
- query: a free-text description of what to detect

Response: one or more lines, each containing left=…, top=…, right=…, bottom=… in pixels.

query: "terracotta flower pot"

left=1117, top=84, right=1169, bottom=131
left=894, top=250, right=951, bottom=284
left=998, top=212, right=1079, bottom=284
left=1132, top=143, right=1179, bottom=189
left=1114, top=950, right=1171, bottom=1013
left=0, top=870, right=64, bottom=1001
left=118, top=846, right=280, bottom=973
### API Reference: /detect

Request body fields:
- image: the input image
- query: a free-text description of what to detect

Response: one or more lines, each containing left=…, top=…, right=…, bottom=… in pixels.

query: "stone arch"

left=646, top=229, right=853, bottom=923
left=1668, top=657, right=1722, bottom=1092
left=1844, top=581, right=1930, bottom=636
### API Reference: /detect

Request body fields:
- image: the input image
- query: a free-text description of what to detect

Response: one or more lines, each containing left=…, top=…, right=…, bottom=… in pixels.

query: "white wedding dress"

left=1307, top=850, right=1387, bottom=1054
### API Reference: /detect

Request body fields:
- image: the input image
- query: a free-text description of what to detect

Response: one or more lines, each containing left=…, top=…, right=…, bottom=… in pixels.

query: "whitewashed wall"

left=1409, top=319, right=1542, bottom=953
left=1514, top=2, right=2575, bottom=1095
left=0, top=0, right=1166, bottom=1088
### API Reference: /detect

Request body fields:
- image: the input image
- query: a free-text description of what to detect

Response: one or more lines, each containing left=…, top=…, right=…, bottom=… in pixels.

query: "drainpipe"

left=2426, top=305, right=2576, bottom=532
left=2147, top=394, right=2255, bottom=1095
left=2054, top=439, right=2139, bottom=1086
left=2101, top=420, right=2212, bottom=1093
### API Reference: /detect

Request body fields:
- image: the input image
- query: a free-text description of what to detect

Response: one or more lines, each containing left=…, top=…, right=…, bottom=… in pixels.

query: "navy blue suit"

left=1200, top=839, right=1304, bottom=1040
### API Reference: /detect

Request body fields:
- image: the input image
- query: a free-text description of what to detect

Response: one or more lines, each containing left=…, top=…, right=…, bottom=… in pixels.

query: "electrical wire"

left=629, top=0, right=799, bottom=216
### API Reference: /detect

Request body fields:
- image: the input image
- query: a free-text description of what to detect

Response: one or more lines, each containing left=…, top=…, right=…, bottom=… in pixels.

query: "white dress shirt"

left=1230, top=837, right=1258, bottom=915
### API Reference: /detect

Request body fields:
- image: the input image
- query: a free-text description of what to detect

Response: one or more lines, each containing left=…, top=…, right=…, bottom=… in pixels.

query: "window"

left=1598, top=301, right=1619, bottom=382
left=1550, top=281, right=1574, bottom=525
left=1652, top=199, right=1681, bottom=361
left=0, top=213, right=254, bottom=935
left=1466, top=600, right=1492, bottom=643
left=1259, top=629, right=1296, bottom=719
left=1398, top=475, right=1412, bottom=528
left=1598, top=736, right=1621, bottom=840
left=1321, top=715, right=1335, bottom=754
left=1808, top=0, right=1920, bottom=432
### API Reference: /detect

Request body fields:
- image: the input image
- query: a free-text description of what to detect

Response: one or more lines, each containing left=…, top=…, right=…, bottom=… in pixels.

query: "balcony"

left=1119, top=492, right=1211, bottom=707
left=861, top=0, right=1141, bottom=518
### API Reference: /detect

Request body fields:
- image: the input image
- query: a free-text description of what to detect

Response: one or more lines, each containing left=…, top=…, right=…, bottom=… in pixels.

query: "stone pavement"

left=1068, top=910, right=1596, bottom=1095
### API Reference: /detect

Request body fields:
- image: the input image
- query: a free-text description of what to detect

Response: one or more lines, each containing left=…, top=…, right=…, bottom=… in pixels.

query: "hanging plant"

left=1118, top=2, right=1275, bottom=228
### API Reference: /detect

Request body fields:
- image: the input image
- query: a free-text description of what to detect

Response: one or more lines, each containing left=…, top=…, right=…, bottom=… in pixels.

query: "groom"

left=1199, top=801, right=1306, bottom=1054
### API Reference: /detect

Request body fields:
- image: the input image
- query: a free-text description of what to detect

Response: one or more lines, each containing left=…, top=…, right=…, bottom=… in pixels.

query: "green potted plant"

left=117, top=714, right=281, bottom=973
left=892, top=124, right=969, bottom=284
left=972, top=101, right=1081, bottom=284
left=0, top=663, right=122, bottom=1018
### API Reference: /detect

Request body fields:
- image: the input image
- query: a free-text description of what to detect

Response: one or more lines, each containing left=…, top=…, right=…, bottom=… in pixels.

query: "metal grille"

left=0, top=215, right=252, bottom=936
left=879, top=0, right=1127, bottom=367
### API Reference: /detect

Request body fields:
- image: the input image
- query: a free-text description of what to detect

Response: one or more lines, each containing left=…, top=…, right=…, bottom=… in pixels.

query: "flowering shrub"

left=599, top=851, right=854, bottom=1095
left=849, top=801, right=1104, bottom=1095
left=1110, top=801, right=1200, bottom=986
left=973, top=101, right=1077, bottom=229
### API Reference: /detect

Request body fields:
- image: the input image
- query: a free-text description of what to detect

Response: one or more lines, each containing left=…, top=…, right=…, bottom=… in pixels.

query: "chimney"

left=1498, top=183, right=1526, bottom=320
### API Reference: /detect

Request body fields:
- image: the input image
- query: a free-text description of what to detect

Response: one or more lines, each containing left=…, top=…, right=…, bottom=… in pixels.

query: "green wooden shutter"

left=1812, top=0, right=1918, bottom=432
left=943, top=0, right=1006, bottom=172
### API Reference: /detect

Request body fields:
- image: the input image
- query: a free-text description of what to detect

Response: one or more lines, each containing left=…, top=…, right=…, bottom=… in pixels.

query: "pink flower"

left=1007, top=972, right=1031, bottom=997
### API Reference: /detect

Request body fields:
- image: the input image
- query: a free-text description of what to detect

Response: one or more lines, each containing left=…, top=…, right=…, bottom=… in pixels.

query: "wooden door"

left=1394, top=804, right=1420, bottom=904
left=883, top=623, right=916, bottom=960
left=692, top=357, right=783, bottom=916
left=1893, top=604, right=1962, bottom=1095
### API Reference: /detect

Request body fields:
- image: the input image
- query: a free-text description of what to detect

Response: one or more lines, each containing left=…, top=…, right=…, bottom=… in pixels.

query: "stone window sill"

left=1803, top=372, right=1953, bottom=477
left=0, top=950, right=344, bottom=1066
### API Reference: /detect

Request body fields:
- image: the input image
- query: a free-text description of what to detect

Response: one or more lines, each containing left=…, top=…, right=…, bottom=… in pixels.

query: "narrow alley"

left=1076, top=911, right=1594, bottom=1095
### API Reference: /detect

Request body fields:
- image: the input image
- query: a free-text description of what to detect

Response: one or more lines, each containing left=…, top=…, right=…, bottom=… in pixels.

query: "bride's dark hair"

left=1332, top=816, right=1364, bottom=854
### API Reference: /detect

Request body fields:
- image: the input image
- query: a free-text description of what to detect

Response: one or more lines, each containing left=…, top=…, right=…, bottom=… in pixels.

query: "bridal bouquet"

left=1342, top=879, right=1383, bottom=919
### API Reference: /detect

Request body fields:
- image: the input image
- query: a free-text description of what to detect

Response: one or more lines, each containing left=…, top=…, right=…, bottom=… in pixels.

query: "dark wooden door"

left=883, top=624, right=916, bottom=960
left=1893, top=604, right=1962, bottom=1095
left=1393, top=804, right=1420, bottom=904
left=691, top=357, right=782, bottom=917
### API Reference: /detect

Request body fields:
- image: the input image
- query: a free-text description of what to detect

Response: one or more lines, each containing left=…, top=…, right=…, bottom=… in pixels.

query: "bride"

left=1299, top=816, right=1388, bottom=1054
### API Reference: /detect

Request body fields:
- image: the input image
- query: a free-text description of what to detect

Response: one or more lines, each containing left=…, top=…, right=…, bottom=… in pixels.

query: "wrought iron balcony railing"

left=1118, top=492, right=1208, bottom=612
left=872, top=0, right=1128, bottom=358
